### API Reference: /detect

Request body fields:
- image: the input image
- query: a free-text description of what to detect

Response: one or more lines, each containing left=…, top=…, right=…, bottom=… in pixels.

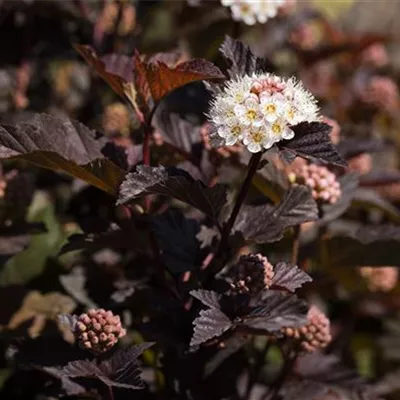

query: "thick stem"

left=291, top=225, right=301, bottom=265
left=224, top=153, right=262, bottom=240
left=107, top=385, right=114, bottom=400
left=207, top=153, right=262, bottom=280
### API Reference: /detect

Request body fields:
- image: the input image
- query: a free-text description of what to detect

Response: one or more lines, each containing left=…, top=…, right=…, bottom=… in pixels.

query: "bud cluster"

left=281, top=305, right=331, bottom=352
left=289, top=164, right=341, bottom=204
left=228, top=253, right=275, bottom=295
left=359, top=266, right=399, bottom=292
left=75, top=309, right=126, bottom=354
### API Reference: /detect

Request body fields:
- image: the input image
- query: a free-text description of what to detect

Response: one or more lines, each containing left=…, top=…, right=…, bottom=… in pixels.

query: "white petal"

left=225, top=135, right=239, bottom=146
left=234, top=104, right=246, bottom=117
left=282, top=127, right=295, bottom=140
left=247, top=142, right=262, bottom=153
left=265, top=113, right=278, bottom=123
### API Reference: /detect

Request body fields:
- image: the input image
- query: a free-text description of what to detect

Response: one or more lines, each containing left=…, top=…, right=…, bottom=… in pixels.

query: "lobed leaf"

left=278, top=122, right=347, bottom=167
left=271, top=262, right=312, bottom=292
left=190, top=289, right=222, bottom=309
left=0, top=114, right=125, bottom=195
left=142, top=58, right=225, bottom=103
left=117, top=165, right=227, bottom=221
left=234, top=185, right=318, bottom=243
left=241, top=291, right=308, bottom=332
left=220, top=35, right=274, bottom=78
left=74, top=45, right=136, bottom=105
left=46, top=343, right=153, bottom=391
left=191, top=308, right=232, bottom=347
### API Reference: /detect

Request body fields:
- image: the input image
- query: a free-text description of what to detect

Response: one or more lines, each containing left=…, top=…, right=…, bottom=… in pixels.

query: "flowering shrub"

left=0, top=2, right=400, bottom=400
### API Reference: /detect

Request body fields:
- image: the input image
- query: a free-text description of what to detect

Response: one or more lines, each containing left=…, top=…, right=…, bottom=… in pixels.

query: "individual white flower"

left=225, top=75, right=253, bottom=104
left=230, top=1, right=258, bottom=25
left=259, top=93, right=287, bottom=122
left=268, top=119, right=294, bottom=145
left=210, top=97, right=236, bottom=126
left=234, top=95, right=264, bottom=127
left=218, top=121, right=245, bottom=145
left=243, top=125, right=272, bottom=153
left=256, top=0, right=286, bottom=22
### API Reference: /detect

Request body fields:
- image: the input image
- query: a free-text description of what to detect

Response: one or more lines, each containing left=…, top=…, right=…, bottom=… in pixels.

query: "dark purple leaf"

left=42, top=366, right=86, bottom=396
left=296, top=352, right=366, bottom=389
left=271, top=262, right=312, bottom=292
left=351, top=187, right=400, bottom=222
left=220, top=36, right=274, bottom=78
left=241, top=291, right=308, bottom=332
left=321, top=173, right=360, bottom=222
left=46, top=343, right=153, bottom=391
left=337, top=137, right=388, bottom=159
left=360, top=169, right=400, bottom=187
left=75, top=45, right=134, bottom=100
left=151, top=210, right=202, bottom=275
left=191, top=308, right=232, bottom=347
left=154, top=111, right=201, bottom=154
left=204, top=335, right=249, bottom=377
left=190, top=289, right=222, bottom=309
left=323, top=224, right=400, bottom=267
left=234, top=185, right=318, bottom=243
left=117, top=165, right=227, bottom=221
left=278, top=122, right=347, bottom=167
left=0, top=114, right=124, bottom=195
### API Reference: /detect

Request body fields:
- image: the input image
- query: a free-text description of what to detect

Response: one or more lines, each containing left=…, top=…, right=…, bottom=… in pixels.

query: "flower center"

left=231, top=126, right=241, bottom=136
left=240, top=4, right=250, bottom=13
left=251, top=130, right=264, bottom=143
left=271, top=123, right=282, bottom=135
left=265, top=104, right=276, bottom=114
left=246, top=109, right=257, bottom=120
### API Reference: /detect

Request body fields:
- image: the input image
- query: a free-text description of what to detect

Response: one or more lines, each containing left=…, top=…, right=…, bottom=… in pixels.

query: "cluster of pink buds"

left=250, top=76, right=285, bottom=96
left=281, top=305, right=332, bottom=352
left=229, top=253, right=275, bottom=295
left=75, top=309, right=126, bottom=354
left=289, top=164, right=341, bottom=204
left=359, top=266, right=399, bottom=292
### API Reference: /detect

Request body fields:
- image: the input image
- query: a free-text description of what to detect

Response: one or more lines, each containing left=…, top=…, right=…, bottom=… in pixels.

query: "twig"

left=268, top=350, right=298, bottom=400
left=207, top=152, right=262, bottom=280
left=291, top=225, right=301, bottom=265
left=245, top=339, right=271, bottom=399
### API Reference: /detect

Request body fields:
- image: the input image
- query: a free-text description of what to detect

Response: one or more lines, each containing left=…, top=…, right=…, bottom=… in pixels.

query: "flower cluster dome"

left=221, top=0, right=287, bottom=25
left=209, top=73, right=320, bottom=153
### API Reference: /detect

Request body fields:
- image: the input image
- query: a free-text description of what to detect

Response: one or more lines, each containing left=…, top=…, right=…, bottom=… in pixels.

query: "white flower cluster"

left=209, top=73, right=320, bottom=153
left=221, top=0, right=286, bottom=25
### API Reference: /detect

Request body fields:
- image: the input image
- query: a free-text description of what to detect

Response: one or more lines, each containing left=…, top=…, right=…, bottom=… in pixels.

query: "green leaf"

left=0, top=192, right=68, bottom=285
